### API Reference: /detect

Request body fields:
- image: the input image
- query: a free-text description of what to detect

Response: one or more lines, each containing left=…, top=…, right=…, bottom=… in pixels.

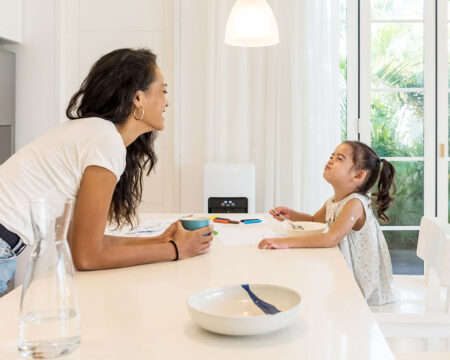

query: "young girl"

left=259, top=141, right=399, bottom=306
left=0, top=48, right=213, bottom=294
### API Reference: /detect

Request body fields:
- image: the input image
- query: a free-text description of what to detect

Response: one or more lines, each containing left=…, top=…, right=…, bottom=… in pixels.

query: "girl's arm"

left=259, top=199, right=365, bottom=249
left=69, top=166, right=213, bottom=270
left=272, top=203, right=326, bottom=223
left=291, top=204, right=326, bottom=223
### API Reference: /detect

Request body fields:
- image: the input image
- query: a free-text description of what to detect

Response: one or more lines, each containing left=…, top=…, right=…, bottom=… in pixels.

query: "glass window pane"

left=340, top=0, right=347, bottom=141
left=448, top=26, right=450, bottom=88
left=340, top=0, right=347, bottom=21
left=371, top=92, right=424, bottom=157
left=384, top=231, right=423, bottom=275
left=371, top=23, right=423, bottom=88
left=371, top=0, right=423, bottom=20
left=340, top=91, right=347, bottom=141
left=339, top=24, right=347, bottom=89
left=374, top=161, right=424, bottom=226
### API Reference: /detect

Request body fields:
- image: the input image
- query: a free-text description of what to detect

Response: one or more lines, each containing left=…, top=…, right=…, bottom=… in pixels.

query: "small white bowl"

left=280, top=221, right=327, bottom=237
left=187, top=284, right=302, bottom=336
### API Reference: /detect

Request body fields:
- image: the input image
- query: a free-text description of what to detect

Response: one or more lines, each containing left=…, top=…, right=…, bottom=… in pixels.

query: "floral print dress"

left=325, top=193, right=399, bottom=306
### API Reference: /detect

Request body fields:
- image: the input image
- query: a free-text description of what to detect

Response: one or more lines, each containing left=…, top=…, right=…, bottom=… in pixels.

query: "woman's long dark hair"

left=66, top=48, right=158, bottom=228
left=344, top=141, right=396, bottom=223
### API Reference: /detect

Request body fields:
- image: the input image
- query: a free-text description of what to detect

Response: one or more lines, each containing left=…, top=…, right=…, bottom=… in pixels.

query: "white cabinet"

left=0, top=0, right=22, bottom=43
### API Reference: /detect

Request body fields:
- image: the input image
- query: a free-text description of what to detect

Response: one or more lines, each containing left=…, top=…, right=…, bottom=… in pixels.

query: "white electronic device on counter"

left=203, top=163, right=255, bottom=213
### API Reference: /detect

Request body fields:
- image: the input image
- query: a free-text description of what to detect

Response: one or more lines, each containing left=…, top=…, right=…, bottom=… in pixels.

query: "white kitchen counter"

left=0, top=214, right=394, bottom=359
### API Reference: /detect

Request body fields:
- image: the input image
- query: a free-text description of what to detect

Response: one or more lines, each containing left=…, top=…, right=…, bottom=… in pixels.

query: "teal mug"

left=180, top=217, right=210, bottom=231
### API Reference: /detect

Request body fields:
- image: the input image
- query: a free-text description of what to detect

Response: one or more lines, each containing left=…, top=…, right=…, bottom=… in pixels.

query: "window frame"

left=437, top=0, right=448, bottom=226
left=345, top=0, right=440, bottom=234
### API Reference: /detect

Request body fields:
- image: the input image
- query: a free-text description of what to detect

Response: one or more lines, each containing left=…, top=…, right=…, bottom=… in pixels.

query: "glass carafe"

left=18, top=199, right=81, bottom=359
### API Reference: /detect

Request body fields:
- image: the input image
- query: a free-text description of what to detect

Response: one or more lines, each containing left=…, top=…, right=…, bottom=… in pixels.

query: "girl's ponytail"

left=344, top=141, right=397, bottom=223
left=373, top=159, right=396, bottom=223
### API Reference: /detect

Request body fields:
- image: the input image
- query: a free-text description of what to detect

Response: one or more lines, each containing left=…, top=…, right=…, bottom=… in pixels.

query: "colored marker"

left=242, top=219, right=262, bottom=224
left=213, top=218, right=240, bottom=224
left=213, top=219, right=228, bottom=224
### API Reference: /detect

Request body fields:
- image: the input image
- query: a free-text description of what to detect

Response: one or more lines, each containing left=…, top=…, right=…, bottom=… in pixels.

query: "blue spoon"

left=241, top=284, right=281, bottom=315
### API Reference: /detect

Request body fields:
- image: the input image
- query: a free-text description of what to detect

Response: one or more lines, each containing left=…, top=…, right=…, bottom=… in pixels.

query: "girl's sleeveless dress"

left=325, top=193, right=399, bottom=306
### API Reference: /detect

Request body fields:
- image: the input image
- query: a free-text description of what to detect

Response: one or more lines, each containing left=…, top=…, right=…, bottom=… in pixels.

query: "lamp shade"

left=224, top=0, right=279, bottom=47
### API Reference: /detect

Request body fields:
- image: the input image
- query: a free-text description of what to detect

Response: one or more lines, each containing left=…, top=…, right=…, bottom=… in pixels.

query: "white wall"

left=0, top=0, right=22, bottom=42
left=0, top=0, right=60, bottom=149
left=0, top=0, right=178, bottom=213
left=176, top=0, right=210, bottom=213
left=1, top=0, right=285, bottom=215
left=0, top=0, right=63, bottom=289
left=64, top=0, right=178, bottom=213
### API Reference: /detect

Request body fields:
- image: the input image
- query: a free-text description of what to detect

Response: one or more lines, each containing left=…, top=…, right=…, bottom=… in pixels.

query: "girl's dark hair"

left=66, top=48, right=158, bottom=228
left=343, top=141, right=396, bottom=223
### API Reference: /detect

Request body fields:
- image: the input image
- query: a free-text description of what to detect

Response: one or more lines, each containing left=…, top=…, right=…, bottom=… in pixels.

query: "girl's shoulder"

left=326, top=192, right=371, bottom=213
left=347, top=192, right=370, bottom=204
left=328, top=192, right=370, bottom=204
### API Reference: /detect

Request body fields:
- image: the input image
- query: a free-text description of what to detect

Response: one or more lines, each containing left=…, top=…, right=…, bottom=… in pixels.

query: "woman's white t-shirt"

left=0, top=117, right=127, bottom=244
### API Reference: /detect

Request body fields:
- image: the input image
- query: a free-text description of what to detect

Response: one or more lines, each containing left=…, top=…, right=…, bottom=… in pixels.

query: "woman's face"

left=139, top=67, right=169, bottom=131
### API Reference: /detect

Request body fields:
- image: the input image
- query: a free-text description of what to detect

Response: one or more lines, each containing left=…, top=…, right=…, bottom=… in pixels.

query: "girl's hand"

left=173, top=221, right=214, bottom=259
left=258, top=238, right=290, bottom=249
left=270, top=206, right=291, bottom=222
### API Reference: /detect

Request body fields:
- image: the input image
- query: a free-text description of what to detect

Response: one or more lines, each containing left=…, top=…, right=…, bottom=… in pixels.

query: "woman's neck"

left=115, top=115, right=153, bottom=147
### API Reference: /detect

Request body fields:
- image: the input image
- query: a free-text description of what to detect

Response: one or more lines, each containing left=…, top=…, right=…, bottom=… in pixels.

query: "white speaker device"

left=203, top=164, right=255, bottom=214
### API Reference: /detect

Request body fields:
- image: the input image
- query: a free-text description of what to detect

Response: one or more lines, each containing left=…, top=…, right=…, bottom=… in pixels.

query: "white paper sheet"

left=105, top=218, right=178, bottom=237
left=214, top=223, right=284, bottom=246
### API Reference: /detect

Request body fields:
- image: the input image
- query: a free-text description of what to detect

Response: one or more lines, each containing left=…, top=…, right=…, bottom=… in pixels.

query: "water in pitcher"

left=18, top=308, right=80, bottom=358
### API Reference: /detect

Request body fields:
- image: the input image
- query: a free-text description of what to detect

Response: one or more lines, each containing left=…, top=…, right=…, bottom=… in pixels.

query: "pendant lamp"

left=224, top=0, right=279, bottom=47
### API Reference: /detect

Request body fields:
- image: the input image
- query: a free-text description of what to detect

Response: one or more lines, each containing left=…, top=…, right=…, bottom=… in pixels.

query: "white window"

left=340, top=0, right=448, bottom=273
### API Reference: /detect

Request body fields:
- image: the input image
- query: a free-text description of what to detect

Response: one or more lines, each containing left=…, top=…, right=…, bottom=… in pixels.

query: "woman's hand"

left=258, top=238, right=291, bottom=249
left=270, top=206, right=292, bottom=222
left=173, top=221, right=214, bottom=259
left=160, top=221, right=177, bottom=242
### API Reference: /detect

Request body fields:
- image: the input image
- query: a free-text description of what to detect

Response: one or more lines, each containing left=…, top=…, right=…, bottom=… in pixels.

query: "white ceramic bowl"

left=280, top=221, right=327, bottom=237
left=187, top=284, right=302, bottom=336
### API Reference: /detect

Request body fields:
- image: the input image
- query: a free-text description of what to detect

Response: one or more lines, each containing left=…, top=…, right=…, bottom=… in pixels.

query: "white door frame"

left=437, top=0, right=449, bottom=225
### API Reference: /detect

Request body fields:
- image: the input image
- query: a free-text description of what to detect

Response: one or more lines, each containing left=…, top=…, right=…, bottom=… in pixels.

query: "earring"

left=133, top=106, right=144, bottom=121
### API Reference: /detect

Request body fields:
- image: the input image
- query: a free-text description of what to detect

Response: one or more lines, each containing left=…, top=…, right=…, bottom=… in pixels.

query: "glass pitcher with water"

left=18, top=199, right=81, bottom=359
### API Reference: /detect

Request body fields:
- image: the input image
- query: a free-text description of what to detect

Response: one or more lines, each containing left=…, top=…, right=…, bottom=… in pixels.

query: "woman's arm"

left=259, top=199, right=365, bottom=249
left=103, top=221, right=178, bottom=246
left=69, top=166, right=213, bottom=270
left=68, top=221, right=176, bottom=247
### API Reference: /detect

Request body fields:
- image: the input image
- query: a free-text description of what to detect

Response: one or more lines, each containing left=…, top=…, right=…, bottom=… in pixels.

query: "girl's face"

left=323, top=143, right=365, bottom=189
left=136, top=67, right=169, bottom=131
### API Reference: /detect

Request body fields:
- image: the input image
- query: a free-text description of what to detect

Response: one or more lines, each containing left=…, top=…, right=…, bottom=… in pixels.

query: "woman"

left=0, top=48, right=213, bottom=293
